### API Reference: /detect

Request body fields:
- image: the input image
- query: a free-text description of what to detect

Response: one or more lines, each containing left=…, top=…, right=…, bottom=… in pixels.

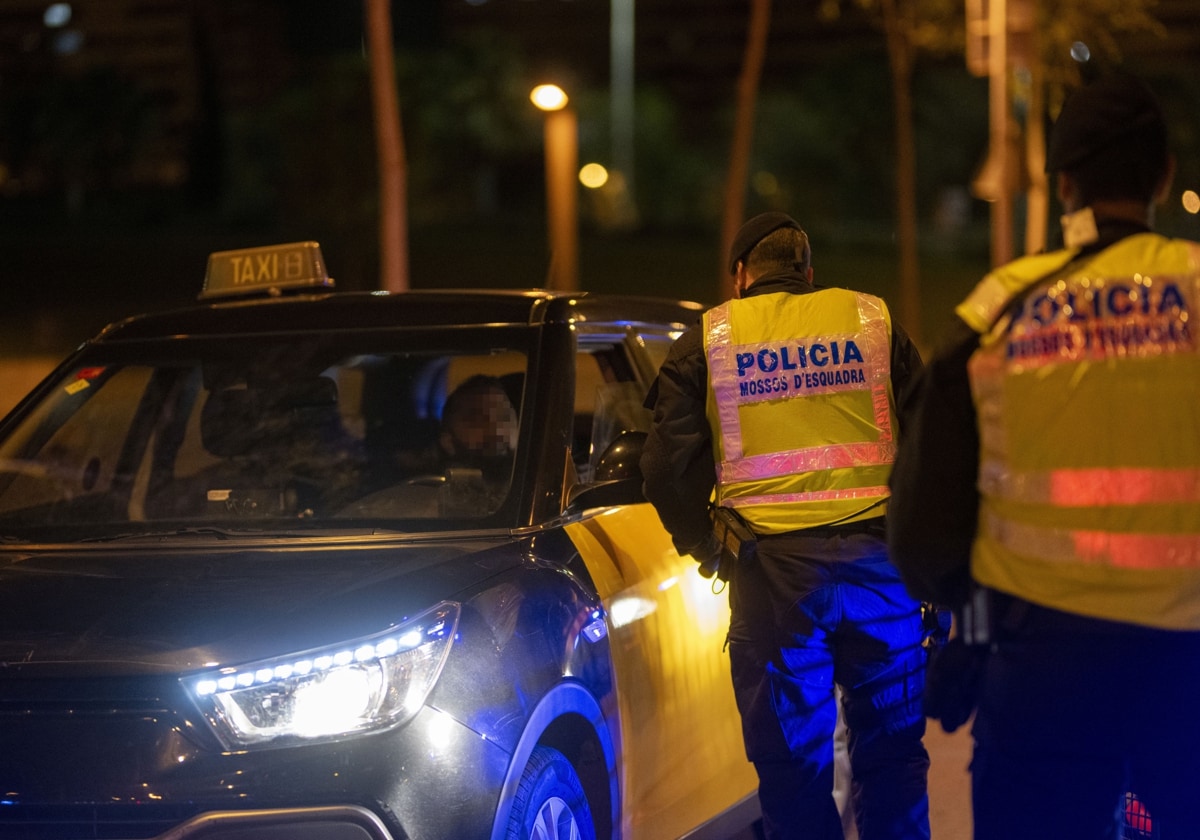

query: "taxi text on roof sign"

left=200, top=242, right=333, bottom=300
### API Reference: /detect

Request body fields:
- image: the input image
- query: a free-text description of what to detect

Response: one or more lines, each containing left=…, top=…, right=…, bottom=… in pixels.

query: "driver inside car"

left=438, top=374, right=519, bottom=477
left=432, top=374, right=519, bottom=515
left=347, top=373, right=519, bottom=518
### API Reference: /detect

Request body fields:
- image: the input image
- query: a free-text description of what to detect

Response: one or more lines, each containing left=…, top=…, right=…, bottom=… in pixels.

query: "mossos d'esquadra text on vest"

left=733, top=338, right=867, bottom=399
left=1005, top=274, right=1193, bottom=367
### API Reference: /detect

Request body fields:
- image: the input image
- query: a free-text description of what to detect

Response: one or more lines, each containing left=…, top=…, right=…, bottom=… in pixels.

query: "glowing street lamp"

left=530, top=84, right=579, bottom=291
left=530, top=84, right=568, bottom=112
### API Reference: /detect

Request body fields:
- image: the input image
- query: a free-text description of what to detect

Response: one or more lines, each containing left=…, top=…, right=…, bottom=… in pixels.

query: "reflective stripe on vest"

left=967, top=234, right=1200, bottom=628
left=981, top=464, right=1200, bottom=507
left=732, top=484, right=893, bottom=508
left=704, top=289, right=895, bottom=530
left=981, top=510, right=1200, bottom=570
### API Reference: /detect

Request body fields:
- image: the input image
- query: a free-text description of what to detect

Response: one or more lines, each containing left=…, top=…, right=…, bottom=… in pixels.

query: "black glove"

left=688, top=532, right=723, bottom=580
left=923, top=637, right=989, bottom=733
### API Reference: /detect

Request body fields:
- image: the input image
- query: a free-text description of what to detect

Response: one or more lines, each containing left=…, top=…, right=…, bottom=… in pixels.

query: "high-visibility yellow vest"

left=963, top=233, right=1200, bottom=629
left=703, top=288, right=897, bottom=534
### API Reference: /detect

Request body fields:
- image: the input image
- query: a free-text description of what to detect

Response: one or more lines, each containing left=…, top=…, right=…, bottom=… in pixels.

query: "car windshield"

left=0, top=329, right=531, bottom=540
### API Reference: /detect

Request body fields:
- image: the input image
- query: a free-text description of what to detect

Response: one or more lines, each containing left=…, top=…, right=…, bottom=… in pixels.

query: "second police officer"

left=889, top=73, right=1200, bottom=839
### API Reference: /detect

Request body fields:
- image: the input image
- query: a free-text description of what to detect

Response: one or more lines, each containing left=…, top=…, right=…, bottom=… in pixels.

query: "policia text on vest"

left=735, top=339, right=867, bottom=400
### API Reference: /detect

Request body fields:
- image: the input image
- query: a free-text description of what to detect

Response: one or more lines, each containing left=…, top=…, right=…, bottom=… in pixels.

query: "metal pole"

left=611, top=0, right=635, bottom=207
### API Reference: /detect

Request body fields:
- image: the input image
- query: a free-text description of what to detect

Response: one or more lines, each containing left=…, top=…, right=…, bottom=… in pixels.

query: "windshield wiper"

left=79, top=527, right=241, bottom=543
left=78, top=524, right=394, bottom=543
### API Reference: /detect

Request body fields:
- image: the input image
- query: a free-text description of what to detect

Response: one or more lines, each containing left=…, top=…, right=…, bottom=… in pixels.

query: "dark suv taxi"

left=0, top=243, right=759, bottom=840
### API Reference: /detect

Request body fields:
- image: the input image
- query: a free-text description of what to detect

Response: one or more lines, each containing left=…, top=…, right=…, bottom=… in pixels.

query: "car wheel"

left=505, top=745, right=596, bottom=840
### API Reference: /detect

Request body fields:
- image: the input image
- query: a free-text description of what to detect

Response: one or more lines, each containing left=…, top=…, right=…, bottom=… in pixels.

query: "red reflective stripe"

left=1073, top=531, right=1200, bottom=569
left=981, top=465, right=1200, bottom=506
left=1050, top=467, right=1200, bottom=506
left=983, top=512, right=1200, bottom=570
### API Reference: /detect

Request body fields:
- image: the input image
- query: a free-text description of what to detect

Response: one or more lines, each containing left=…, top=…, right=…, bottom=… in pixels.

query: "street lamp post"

left=530, top=84, right=579, bottom=291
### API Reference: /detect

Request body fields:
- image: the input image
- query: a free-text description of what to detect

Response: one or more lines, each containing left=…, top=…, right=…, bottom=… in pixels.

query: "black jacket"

left=640, top=271, right=924, bottom=556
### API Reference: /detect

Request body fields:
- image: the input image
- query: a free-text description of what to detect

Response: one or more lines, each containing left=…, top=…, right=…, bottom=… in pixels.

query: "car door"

left=566, top=331, right=758, bottom=838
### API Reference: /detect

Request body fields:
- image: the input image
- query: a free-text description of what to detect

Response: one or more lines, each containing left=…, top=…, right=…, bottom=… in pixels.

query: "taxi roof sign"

left=200, top=241, right=333, bottom=300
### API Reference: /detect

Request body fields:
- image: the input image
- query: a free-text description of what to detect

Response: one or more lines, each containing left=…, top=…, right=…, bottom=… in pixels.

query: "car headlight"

left=184, top=602, right=459, bottom=749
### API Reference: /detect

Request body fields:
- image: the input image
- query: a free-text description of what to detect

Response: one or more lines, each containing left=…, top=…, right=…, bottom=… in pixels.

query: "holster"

left=709, top=506, right=756, bottom=582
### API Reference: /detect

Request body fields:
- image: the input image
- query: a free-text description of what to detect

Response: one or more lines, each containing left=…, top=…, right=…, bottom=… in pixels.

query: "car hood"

left=0, top=536, right=514, bottom=676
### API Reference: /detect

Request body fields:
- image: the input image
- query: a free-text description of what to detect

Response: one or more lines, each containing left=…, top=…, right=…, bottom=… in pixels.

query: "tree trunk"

left=880, top=0, right=923, bottom=347
left=365, top=0, right=408, bottom=292
left=718, top=0, right=772, bottom=302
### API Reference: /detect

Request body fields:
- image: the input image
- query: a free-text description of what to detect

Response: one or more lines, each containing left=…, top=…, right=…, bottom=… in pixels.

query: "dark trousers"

left=727, top=525, right=931, bottom=840
left=972, top=595, right=1200, bottom=840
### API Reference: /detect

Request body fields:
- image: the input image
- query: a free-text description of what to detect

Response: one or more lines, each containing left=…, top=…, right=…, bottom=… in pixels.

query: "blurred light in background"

left=51, top=30, right=83, bottom=55
left=579, top=163, right=609, bottom=189
left=1183, top=190, right=1200, bottom=215
left=43, top=3, right=72, bottom=27
left=530, top=84, right=568, bottom=112
left=752, top=170, right=780, bottom=199
left=43, top=2, right=81, bottom=54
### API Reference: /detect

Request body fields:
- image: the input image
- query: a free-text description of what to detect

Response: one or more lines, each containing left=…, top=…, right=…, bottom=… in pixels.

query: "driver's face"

left=442, top=386, right=518, bottom=458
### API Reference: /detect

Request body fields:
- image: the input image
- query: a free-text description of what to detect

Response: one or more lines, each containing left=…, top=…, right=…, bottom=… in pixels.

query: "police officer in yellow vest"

left=888, top=73, right=1200, bottom=838
left=641, top=212, right=930, bottom=840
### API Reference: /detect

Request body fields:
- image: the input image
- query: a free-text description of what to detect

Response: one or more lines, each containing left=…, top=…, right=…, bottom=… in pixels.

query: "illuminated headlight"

left=184, top=602, right=459, bottom=749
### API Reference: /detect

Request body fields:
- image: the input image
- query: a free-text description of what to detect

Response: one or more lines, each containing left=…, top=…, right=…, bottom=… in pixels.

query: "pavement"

left=927, top=721, right=974, bottom=838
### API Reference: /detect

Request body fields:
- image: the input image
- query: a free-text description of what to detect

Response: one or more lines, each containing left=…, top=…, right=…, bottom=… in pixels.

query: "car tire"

left=505, top=745, right=597, bottom=840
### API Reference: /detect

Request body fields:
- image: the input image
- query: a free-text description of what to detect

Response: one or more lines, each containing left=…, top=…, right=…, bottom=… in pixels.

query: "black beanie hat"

left=1046, top=74, right=1167, bottom=173
left=728, top=212, right=803, bottom=274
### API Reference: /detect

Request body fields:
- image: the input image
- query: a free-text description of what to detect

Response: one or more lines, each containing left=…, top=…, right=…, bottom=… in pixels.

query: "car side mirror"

left=593, top=430, right=647, bottom=482
left=567, top=430, right=648, bottom=510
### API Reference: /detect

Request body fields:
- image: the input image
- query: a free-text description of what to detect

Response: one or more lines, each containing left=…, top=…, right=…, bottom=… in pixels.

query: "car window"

left=0, top=333, right=531, bottom=539
left=0, top=365, right=152, bottom=515
left=640, top=332, right=678, bottom=376
left=573, top=339, right=652, bottom=482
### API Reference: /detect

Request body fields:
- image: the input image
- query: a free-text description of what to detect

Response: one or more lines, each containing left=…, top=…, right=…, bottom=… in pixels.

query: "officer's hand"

left=688, top=532, right=723, bottom=579
left=921, top=602, right=954, bottom=649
